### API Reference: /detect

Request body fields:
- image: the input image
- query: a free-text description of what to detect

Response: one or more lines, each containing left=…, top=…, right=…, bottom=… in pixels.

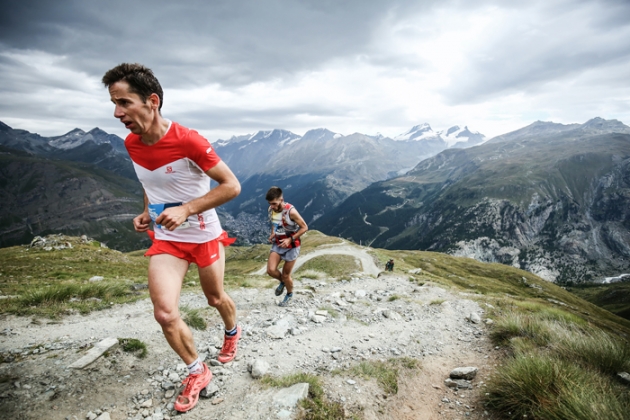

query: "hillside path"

left=1, top=251, right=497, bottom=420
left=252, top=242, right=381, bottom=277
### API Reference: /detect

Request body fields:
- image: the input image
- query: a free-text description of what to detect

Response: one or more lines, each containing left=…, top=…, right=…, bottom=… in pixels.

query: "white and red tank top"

left=125, top=121, right=223, bottom=243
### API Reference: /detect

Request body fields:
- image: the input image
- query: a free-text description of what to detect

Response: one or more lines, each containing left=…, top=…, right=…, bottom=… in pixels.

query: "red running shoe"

left=217, top=326, right=241, bottom=363
left=174, top=362, right=212, bottom=412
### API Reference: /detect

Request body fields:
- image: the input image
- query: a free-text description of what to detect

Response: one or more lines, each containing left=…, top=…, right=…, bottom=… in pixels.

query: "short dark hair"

left=266, top=186, right=283, bottom=201
left=102, top=63, right=164, bottom=111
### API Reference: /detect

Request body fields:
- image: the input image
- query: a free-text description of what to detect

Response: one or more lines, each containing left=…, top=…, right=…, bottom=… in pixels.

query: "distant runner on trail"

left=102, top=63, right=241, bottom=413
left=265, top=186, right=308, bottom=307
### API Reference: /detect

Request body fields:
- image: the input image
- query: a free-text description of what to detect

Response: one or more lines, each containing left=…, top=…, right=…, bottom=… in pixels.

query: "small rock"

left=311, top=315, right=326, bottom=323
left=200, top=382, right=220, bottom=398
left=355, top=290, right=367, bottom=298
left=251, top=359, right=270, bottom=379
left=618, top=372, right=630, bottom=385
left=444, top=378, right=473, bottom=389
left=211, top=397, right=224, bottom=405
left=346, top=379, right=356, bottom=385
left=95, top=413, right=111, bottom=420
left=140, top=398, right=153, bottom=408
left=382, top=310, right=401, bottom=320
left=468, top=313, right=481, bottom=324
left=450, top=367, right=478, bottom=380
left=272, top=383, right=309, bottom=408
left=89, top=276, right=104, bottom=282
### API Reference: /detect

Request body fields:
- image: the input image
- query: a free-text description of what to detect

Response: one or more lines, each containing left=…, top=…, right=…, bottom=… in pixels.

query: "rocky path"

left=0, top=247, right=497, bottom=420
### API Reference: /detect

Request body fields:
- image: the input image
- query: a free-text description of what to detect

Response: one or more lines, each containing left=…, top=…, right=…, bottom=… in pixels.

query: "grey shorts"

left=270, top=243, right=301, bottom=262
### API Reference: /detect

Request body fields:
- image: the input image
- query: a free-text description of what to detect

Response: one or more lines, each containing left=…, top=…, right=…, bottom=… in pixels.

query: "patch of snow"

left=602, top=274, right=630, bottom=284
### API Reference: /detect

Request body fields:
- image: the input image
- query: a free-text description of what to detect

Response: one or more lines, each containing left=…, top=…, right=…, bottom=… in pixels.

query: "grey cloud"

left=170, top=102, right=353, bottom=135
left=0, top=0, right=434, bottom=88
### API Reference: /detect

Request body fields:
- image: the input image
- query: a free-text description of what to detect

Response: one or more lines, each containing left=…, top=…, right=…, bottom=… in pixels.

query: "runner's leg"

left=198, top=242, right=236, bottom=330
left=148, top=254, right=198, bottom=364
left=281, top=259, right=296, bottom=294
left=266, top=251, right=283, bottom=281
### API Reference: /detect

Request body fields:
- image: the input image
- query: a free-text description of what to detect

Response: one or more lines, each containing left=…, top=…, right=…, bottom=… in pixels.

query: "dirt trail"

left=0, top=245, right=496, bottom=420
left=252, top=241, right=381, bottom=277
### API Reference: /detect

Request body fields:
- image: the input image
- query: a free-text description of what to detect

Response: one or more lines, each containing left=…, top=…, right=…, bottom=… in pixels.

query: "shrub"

left=486, top=355, right=630, bottom=420
left=119, top=338, right=147, bottom=358
left=180, top=306, right=207, bottom=330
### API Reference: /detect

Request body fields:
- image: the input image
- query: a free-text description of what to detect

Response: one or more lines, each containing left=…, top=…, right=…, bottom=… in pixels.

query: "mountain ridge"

left=312, top=118, right=630, bottom=284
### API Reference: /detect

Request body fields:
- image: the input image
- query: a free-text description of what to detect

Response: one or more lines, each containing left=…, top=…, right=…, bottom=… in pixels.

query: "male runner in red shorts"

left=102, top=63, right=241, bottom=413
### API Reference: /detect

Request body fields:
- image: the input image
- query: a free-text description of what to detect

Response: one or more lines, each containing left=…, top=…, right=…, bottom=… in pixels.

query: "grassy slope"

left=3, top=230, right=627, bottom=335
left=2, top=231, right=629, bottom=419
left=568, top=282, right=630, bottom=320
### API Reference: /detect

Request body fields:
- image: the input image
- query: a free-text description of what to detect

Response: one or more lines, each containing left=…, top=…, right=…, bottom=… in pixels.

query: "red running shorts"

left=145, top=230, right=236, bottom=268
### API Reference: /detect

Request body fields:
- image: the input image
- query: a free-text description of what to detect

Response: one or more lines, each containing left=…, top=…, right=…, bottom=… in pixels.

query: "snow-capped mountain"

left=440, top=125, right=486, bottom=149
left=393, top=123, right=437, bottom=141
left=393, top=123, right=486, bottom=149
left=48, top=127, right=127, bottom=153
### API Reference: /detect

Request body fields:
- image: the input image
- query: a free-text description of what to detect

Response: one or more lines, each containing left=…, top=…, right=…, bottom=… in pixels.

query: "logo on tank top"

left=165, top=166, right=175, bottom=174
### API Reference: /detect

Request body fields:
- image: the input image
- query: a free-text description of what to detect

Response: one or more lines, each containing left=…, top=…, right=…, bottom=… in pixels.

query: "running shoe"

left=174, top=362, right=212, bottom=412
left=275, top=281, right=285, bottom=296
left=217, top=325, right=241, bottom=363
left=278, top=293, right=293, bottom=307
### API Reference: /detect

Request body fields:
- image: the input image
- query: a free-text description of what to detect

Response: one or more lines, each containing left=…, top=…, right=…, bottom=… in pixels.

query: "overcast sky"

left=1, top=0, right=629, bottom=141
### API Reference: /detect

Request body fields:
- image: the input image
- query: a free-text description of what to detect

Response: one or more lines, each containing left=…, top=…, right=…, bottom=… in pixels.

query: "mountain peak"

left=580, top=117, right=630, bottom=133
left=393, top=123, right=435, bottom=141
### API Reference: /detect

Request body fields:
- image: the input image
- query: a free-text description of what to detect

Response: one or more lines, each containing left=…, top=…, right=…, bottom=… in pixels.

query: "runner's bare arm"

left=279, top=207, right=308, bottom=248
left=156, top=161, right=241, bottom=231
left=133, top=190, right=151, bottom=232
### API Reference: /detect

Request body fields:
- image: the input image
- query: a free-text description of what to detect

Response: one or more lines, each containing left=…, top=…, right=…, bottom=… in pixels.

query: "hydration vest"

left=269, top=202, right=300, bottom=247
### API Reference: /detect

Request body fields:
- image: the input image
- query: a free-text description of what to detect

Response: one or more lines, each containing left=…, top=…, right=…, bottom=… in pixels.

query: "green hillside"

left=1, top=231, right=629, bottom=419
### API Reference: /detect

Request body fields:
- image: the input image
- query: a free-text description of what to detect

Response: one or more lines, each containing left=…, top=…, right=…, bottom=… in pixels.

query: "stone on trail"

left=444, top=378, right=473, bottom=389
left=272, top=383, right=309, bottom=408
left=468, top=313, right=481, bottom=324
left=618, top=372, right=630, bottom=385
left=311, top=315, right=326, bottom=323
left=68, top=337, right=118, bottom=369
left=450, top=366, right=478, bottom=380
left=251, top=359, right=270, bottom=379
left=382, top=310, right=401, bottom=320
left=200, top=382, right=220, bottom=398
left=95, top=413, right=111, bottom=420
left=266, top=316, right=295, bottom=339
